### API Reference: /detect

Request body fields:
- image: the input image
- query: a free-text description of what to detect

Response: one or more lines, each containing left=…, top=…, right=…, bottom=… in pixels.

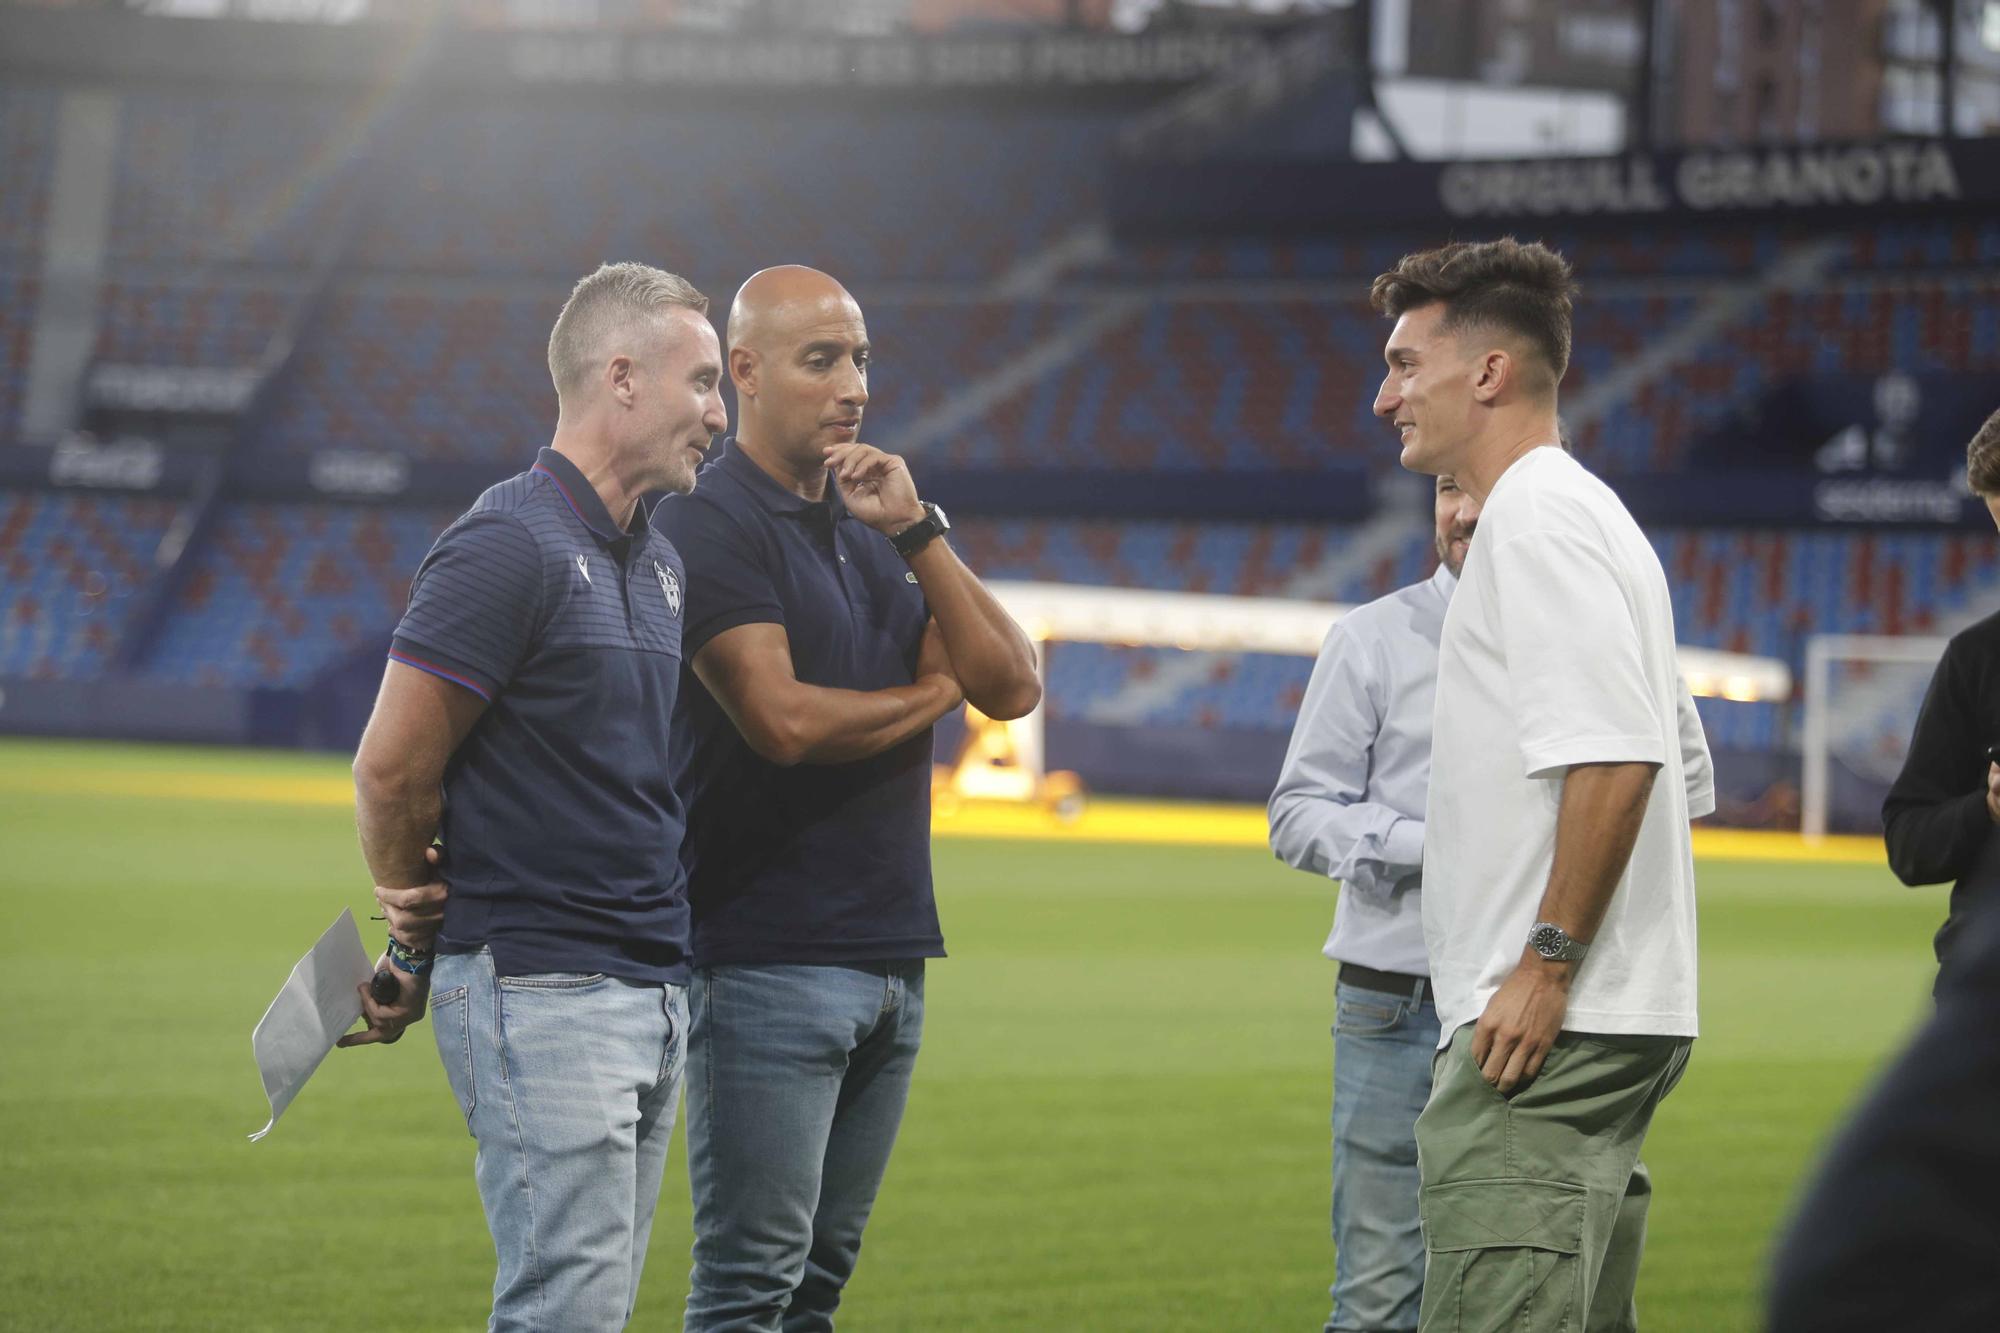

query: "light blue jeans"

left=430, top=948, right=689, bottom=1333
left=1329, top=977, right=1440, bottom=1333
left=683, top=962, right=926, bottom=1333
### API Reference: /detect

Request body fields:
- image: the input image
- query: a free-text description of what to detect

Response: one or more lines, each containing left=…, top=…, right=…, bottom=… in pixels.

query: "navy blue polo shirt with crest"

left=652, top=438, right=944, bottom=967
left=388, top=446, right=692, bottom=984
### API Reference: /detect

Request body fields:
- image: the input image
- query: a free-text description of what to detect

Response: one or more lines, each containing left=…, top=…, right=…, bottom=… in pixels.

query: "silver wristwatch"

left=1528, top=921, right=1590, bottom=963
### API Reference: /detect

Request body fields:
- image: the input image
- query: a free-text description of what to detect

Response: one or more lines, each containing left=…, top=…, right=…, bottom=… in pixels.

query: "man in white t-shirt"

left=1370, top=237, right=1712, bottom=1333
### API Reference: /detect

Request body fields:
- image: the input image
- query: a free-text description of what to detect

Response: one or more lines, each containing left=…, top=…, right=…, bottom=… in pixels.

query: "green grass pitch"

left=0, top=738, right=1945, bottom=1331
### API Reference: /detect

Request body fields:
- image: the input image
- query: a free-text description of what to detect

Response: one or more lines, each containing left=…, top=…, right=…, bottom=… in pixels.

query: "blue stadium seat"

left=0, top=86, right=58, bottom=258
left=0, top=490, right=178, bottom=679
left=96, top=278, right=294, bottom=368
left=0, top=270, right=38, bottom=444
left=141, top=503, right=454, bottom=688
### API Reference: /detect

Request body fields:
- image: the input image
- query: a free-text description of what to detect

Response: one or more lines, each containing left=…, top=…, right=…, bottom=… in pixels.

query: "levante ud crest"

left=655, top=560, right=682, bottom=617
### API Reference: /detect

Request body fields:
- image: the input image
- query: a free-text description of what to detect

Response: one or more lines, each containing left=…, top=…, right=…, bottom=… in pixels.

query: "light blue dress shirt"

left=1269, top=566, right=1453, bottom=977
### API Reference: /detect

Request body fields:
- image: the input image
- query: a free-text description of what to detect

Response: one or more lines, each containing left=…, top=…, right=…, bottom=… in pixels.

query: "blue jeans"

left=683, top=962, right=926, bottom=1333
left=1329, top=978, right=1440, bottom=1333
left=430, top=948, right=689, bottom=1333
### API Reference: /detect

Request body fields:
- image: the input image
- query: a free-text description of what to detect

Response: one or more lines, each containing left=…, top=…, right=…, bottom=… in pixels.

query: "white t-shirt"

left=1424, top=446, right=1701, bottom=1046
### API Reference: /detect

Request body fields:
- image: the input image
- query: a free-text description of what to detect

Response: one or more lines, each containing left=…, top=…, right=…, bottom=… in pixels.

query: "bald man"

left=655, top=267, right=1041, bottom=1332
left=343, top=262, right=726, bottom=1329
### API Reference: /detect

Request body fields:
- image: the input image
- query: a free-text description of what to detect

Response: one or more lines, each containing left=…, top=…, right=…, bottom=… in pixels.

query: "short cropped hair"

left=548, top=262, right=709, bottom=399
left=1968, top=408, right=2000, bottom=497
left=1369, top=238, right=1577, bottom=391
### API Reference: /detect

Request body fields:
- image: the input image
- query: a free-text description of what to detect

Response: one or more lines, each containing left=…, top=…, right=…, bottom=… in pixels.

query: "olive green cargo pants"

left=1415, top=1025, right=1691, bottom=1333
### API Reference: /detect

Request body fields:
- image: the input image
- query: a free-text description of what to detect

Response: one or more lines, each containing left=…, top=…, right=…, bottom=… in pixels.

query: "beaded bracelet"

left=386, top=934, right=436, bottom=977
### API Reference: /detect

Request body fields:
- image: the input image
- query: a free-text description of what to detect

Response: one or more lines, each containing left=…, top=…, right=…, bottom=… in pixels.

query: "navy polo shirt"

left=653, top=439, right=944, bottom=967
left=388, top=447, right=692, bottom=984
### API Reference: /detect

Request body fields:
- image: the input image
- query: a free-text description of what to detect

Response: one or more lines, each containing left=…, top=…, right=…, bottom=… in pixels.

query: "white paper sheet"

left=248, top=907, right=373, bottom=1141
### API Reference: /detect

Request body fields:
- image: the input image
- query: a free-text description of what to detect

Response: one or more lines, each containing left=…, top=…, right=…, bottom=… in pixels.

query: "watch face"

left=1530, top=924, right=1565, bottom=958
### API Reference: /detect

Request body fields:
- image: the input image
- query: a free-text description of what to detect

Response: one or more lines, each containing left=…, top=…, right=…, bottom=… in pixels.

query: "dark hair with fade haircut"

left=1969, top=408, right=2000, bottom=496
left=1369, top=237, right=1578, bottom=392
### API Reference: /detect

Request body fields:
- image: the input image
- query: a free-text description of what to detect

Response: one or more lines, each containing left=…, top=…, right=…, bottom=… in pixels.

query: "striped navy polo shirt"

left=388, top=446, right=692, bottom=984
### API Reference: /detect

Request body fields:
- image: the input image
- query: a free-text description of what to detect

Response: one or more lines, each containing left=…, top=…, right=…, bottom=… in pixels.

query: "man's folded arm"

left=1269, top=623, right=1423, bottom=891
left=692, top=621, right=961, bottom=768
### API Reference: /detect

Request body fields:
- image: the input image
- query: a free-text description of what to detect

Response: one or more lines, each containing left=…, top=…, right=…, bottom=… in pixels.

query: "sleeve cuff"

left=389, top=636, right=499, bottom=702
left=684, top=605, right=786, bottom=660
left=1383, top=816, right=1426, bottom=874
left=1522, top=735, right=1668, bottom=781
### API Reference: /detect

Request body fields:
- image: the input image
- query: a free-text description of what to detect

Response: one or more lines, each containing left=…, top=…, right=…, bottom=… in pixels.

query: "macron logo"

left=575, top=553, right=592, bottom=586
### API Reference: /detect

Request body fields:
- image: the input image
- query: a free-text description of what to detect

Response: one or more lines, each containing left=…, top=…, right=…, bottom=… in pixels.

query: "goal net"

left=1801, top=633, right=1950, bottom=839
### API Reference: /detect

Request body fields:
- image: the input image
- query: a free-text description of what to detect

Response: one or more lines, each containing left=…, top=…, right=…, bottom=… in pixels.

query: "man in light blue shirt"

left=1269, top=474, right=1478, bottom=1333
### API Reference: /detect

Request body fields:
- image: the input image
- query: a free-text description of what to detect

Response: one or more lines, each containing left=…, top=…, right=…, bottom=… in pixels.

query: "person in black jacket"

left=1767, top=408, right=2000, bottom=1331
left=1883, top=407, right=2000, bottom=988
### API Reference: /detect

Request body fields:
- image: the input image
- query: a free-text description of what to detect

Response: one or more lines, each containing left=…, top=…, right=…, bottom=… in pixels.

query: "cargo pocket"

left=1421, top=1178, right=1586, bottom=1333
left=429, top=984, right=475, bottom=1132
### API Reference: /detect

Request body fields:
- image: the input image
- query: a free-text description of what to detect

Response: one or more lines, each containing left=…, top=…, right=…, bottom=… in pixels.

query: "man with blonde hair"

left=343, top=261, right=727, bottom=1330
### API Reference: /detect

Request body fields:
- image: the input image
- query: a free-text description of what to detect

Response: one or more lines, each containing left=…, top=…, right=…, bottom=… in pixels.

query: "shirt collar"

left=1486, top=440, right=1566, bottom=502
left=531, top=446, right=639, bottom=545
left=714, top=437, right=847, bottom=521
left=1431, top=563, right=1458, bottom=600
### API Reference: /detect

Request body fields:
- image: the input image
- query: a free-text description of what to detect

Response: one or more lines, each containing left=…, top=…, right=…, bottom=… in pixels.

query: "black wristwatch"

left=1528, top=921, right=1589, bottom=963
left=889, top=502, right=951, bottom=559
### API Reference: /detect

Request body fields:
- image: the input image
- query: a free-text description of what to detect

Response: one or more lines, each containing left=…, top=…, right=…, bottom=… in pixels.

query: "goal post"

left=1800, top=633, right=1950, bottom=840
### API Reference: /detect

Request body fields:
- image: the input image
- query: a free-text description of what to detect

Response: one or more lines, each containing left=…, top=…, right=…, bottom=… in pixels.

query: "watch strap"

left=890, top=502, right=946, bottom=558
left=1530, top=921, right=1589, bottom=962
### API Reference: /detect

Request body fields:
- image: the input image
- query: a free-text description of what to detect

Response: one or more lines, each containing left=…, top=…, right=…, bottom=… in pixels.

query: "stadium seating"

left=954, top=516, right=1357, bottom=597
left=0, top=489, right=178, bottom=679
left=953, top=518, right=2000, bottom=744
left=1581, top=278, right=2000, bottom=471
left=1662, top=527, right=2000, bottom=750
left=895, top=291, right=1697, bottom=470
left=919, top=298, right=1385, bottom=469
left=955, top=516, right=1435, bottom=731
left=253, top=286, right=557, bottom=461
left=0, top=85, right=57, bottom=259
left=1098, top=224, right=1799, bottom=283
left=234, top=274, right=1985, bottom=479
left=109, top=86, right=371, bottom=266
left=257, top=293, right=1079, bottom=462
left=95, top=279, right=296, bottom=369
left=1834, top=217, right=2000, bottom=272
left=142, top=503, right=453, bottom=688
left=104, top=83, right=1120, bottom=278
left=347, top=102, right=1116, bottom=282
left=0, top=270, right=37, bottom=444
left=9, top=67, right=1999, bottom=797
left=16, top=485, right=1980, bottom=752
